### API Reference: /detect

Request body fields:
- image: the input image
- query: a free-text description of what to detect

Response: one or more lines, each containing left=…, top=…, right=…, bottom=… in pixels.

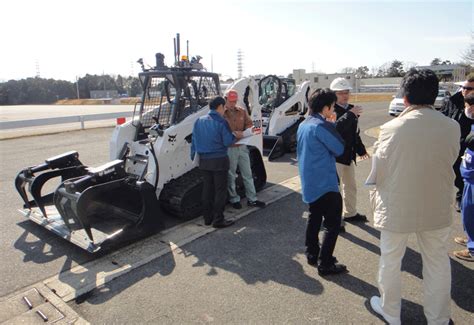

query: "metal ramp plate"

left=20, top=206, right=132, bottom=253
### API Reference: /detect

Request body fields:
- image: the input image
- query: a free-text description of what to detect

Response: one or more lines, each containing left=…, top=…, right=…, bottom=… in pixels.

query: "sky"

left=0, top=0, right=472, bottom=82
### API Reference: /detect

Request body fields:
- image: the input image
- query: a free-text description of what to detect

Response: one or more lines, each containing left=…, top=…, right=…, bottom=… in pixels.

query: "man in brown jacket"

left=224, top=89, right=265, bottom=209
left=368, top=69, right=460, bottom=325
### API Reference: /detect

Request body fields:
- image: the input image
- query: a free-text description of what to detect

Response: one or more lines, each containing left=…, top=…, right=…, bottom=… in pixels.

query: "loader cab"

left=280, top=78, right=296, bottom=101
left=259, top=75, right=283, bottom=114
left=258, top=76, right=301, bottom=117
left=134, top=69, right=221, bottom=140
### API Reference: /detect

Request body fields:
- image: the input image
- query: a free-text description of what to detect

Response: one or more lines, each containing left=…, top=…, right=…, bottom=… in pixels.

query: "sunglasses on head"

left=462, top=86, right=474, bottom=91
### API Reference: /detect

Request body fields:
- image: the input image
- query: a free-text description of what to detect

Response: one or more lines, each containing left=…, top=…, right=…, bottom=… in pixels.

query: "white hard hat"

left=330, top=77, right=352, bottom=91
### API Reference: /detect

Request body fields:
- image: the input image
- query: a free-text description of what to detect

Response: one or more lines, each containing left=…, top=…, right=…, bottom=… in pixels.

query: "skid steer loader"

left=14, top=35, right=267, bottom=253
left=260, top=76, right=311, bottom=160
left=226, top=75, right=310, bottom=161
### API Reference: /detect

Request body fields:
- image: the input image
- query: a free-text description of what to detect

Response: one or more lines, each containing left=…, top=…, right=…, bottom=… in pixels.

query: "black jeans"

left=306, top=192, right=342, bottom=267
left=201, top=169, right=228, bottom=224
left=454, top=156, right=464, bottom=202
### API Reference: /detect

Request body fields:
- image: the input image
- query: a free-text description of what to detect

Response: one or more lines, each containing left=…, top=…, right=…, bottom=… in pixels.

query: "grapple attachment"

left=18, top=157, right=161, bottom=253
left=14, top=151, right=87, bottom=218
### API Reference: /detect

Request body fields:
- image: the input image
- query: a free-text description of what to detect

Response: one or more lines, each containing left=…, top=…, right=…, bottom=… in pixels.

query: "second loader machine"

left=259, top=76, right=311, bottom=160
left=14, top=34, right=267, bottom=253
left=225, top=75, right=310, bottom=161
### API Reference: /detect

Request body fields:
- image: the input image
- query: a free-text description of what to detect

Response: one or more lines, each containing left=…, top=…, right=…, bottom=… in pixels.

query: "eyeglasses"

left=462, top=86, right=474, bottom=91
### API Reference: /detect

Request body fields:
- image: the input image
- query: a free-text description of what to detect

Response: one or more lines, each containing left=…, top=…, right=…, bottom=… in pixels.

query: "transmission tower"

left=35, top=59, right=40, bottom=78
left=237, top=49, right=244, bottom=78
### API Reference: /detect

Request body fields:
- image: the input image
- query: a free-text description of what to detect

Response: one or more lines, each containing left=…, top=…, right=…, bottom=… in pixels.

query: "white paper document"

left=235, top=127, right=259, bottom=145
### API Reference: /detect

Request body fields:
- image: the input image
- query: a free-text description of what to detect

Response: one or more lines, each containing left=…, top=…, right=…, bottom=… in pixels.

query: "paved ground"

left=70, top=159, right=473, bottom=324
left=1, top=101, right=472, bottom=324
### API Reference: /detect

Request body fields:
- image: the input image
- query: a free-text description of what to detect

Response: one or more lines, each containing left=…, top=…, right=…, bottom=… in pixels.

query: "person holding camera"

left=297, top=88, right=347, bottom=276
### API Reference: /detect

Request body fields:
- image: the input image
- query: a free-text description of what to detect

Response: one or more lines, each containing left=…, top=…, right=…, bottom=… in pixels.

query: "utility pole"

left=76, top=76, right=80, bottom=99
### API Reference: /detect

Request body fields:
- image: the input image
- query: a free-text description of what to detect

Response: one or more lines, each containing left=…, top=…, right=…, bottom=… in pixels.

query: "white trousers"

left=336, top=162, right=357, bottom=217
left=378, top=227, right=452, bottom=325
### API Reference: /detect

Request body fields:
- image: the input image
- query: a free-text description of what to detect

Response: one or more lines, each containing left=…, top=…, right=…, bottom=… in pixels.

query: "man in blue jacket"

left=191, top=96, right=242, bottom=228
left=297, top=88, right=347, bottom=276
left=453, top=93, right=474, bottom=262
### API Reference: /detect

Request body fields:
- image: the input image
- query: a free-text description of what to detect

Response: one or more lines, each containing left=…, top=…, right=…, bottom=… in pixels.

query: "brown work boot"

left=453, top=249, right=474, bottom=262
left=454, top=236, right=468, bottom=246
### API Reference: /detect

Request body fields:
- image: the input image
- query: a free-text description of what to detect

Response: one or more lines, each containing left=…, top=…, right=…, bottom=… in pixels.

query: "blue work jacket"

left=191, top=110, right=235, bottom=160
left=297, top=113, right=345, bottom=204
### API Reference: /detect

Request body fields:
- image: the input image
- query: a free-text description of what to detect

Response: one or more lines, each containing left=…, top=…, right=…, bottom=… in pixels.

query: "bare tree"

left=340, top=67, right=356, bottom=74
left=370, top=66, right=379, bottom=77
left=460, top=31, right=473, bottom=65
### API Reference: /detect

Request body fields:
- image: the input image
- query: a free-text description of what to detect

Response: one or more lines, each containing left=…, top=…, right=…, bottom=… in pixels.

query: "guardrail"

left=0, top=111, right=134, bottom=130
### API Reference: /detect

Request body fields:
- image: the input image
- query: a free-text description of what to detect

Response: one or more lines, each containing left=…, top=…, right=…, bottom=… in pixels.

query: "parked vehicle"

left=389, top=89, right=450, bottom=116
left=226, top=76, right=310, bottom=160
left=434, top=89, right=451, bottom=110
left=388, top=91, right=404, bottom=116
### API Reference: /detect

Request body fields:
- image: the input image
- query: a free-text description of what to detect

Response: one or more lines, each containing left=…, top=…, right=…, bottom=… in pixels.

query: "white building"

left=293, top=69, right=356, bottom=90
left=415, top=64, right=467, bottom=82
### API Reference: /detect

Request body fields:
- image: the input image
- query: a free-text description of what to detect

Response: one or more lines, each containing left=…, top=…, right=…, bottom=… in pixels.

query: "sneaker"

left=453, top=249, right=474, bottom=262
left=317, top=263, right=348, bottom=276
left=344, top=213, right=368, bottom=222
left=369, top=296, right=401, bottom=325
left=454, top=236, right=468, bottom=246
left=247, top=200, right=266, bottom=208
left=232, top=202, right=242, bottom=209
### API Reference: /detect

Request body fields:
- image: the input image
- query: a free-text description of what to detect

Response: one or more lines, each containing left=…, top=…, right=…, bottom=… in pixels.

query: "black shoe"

left=320, top=256, right=338, bottom=265
left=248, top=200, right=266, bottom=208
left=212, top=219, right=235, bottom=228
left=318, top=263, right=348, bottom=276
left=232, top=202, right=242, bottom=209
left=339, top=226, right=346, bottom=233
left=455, top=201, right=461, bottom=213
left=344, top=213, right=368, bottom=222
left=306, top=253, right=319, bottom=266
left=204, top=217, right=213, bottom=226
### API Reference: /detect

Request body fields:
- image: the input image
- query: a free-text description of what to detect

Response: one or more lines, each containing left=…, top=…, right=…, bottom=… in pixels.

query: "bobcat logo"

left=168, top=134, right=177, bottom=144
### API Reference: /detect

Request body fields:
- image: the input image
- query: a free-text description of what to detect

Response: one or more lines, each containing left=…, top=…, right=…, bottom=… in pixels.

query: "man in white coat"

left=368, top=69, right=460, bottom=325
